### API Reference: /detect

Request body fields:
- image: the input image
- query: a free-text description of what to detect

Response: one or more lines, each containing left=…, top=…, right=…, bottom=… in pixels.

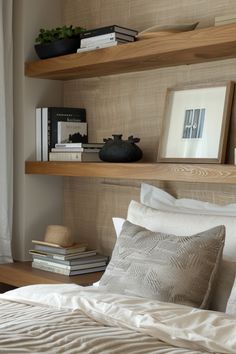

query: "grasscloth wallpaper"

left=62, top=0, right=236, bottom=255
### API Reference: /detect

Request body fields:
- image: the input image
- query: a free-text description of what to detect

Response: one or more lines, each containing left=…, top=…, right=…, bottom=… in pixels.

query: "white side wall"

left=13, top=0, right=64, bottom=260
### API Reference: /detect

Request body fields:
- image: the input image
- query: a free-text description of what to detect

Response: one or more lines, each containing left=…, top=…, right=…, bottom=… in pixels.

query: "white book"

left=77, top=41, right=118, bottom=53
left=55, top=143, right=104, bottom=148
left=51, top=147, right=101, bottom=152
left=49, top=151, right=101, bottom=161
left=80, top=32, right=134, bottom=47
left=57, top=121, right=87, bottom=144
left=80, top=33, right=116, bottom=47
left=29, top=249, right=97, bottom=260
left=42, top=107, right=49, bottom=161
left=33, top=258, right=106, bottom=270
left=32, top=261, right=106, bottom=275
left=36, top=108, right=42, bottom=161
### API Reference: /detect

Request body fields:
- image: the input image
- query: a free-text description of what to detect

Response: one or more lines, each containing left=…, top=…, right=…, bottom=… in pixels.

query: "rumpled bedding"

left=0, top=284, right=235, bottom=354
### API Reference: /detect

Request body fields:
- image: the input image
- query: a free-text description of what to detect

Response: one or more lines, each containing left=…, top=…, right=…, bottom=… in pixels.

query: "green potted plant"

left=34, top=25, right=86, bottom=59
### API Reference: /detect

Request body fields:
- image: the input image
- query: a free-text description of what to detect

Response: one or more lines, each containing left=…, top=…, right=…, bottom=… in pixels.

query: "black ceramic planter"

left=35, top=37, right=81, bottom=59
left=99, top=134, right=143, bottom=162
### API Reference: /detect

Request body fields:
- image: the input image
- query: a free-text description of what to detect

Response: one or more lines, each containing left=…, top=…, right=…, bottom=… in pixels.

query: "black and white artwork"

left=182, top=108, right=205, bottom=139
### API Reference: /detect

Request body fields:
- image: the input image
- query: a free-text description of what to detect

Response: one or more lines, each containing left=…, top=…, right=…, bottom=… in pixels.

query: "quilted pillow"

left=99, top=220, right=225, bottom=309
left=127, top=200, right=236, bottom=312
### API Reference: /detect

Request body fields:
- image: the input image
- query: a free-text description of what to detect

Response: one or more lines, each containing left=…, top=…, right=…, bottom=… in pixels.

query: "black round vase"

left=35, top=37, right=81, bottom=59
left=99, top=134, right=143, bottom=162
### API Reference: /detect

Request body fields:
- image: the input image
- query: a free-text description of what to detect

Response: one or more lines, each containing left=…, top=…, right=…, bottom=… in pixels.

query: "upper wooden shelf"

left=25, top=161, right=236, bottom=184
left=25, top=23, right=236, bottom=80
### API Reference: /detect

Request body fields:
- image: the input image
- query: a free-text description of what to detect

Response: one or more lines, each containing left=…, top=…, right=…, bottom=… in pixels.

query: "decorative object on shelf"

left=42, top=225, right=74, bottom=247
left=137, top=22, right=199, bottom=40
left=34, top=25, right=86, bottom=59
left=99, top=134, right=143, bottom=162
left=157, top=81, right=234, bottom=164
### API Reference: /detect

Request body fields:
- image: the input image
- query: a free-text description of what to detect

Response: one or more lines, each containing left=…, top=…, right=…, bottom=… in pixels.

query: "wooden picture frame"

left=157, top=81, right=234, bottom=163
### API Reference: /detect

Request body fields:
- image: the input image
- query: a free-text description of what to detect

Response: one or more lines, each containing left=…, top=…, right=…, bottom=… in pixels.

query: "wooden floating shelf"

left=25, top=23, right=236, bottom=80
left=25, top=161, right=236, bottom=184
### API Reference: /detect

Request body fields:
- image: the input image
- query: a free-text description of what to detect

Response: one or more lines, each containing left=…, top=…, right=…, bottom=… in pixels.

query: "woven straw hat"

left=41, top=225, right=74, bottom=248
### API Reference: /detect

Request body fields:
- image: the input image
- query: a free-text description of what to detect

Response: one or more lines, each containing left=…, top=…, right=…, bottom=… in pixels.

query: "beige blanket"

left=0, top=284, right=235, bottom=354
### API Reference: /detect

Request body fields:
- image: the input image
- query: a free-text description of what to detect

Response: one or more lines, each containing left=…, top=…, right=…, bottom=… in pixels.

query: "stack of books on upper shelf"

left=77, top=25, right=138, bottom=53
left=30, top=241, right=109, bottom=276
left=215, top=13, right=236, bottom=26
left=49, top=142, right=104, bottom=161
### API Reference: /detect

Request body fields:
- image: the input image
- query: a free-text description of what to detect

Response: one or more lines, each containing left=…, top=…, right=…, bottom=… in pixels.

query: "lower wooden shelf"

left=25, top=161, right=236, bottom=184
left=0, top=261, right=103, bottom=288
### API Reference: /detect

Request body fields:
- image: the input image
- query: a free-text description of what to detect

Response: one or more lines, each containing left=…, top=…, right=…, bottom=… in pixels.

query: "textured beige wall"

left=13, top=0, right=64, bottom=260
left=62, top=1, right=236, bottom=255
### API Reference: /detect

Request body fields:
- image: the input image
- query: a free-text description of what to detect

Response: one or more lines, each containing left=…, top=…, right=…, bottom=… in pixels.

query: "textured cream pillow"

left=99, top=220, right=225, bottom=309
left=127, top=200, right=236, bottom=312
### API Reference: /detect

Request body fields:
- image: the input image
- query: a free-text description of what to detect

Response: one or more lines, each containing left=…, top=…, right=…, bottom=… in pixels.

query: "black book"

left=37, top=107, right=87, bottom=161
left=80, top=25, right=138, bottom=39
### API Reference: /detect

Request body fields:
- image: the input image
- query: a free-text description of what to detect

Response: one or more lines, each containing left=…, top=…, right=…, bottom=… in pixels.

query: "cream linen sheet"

left=0, top=284, right=236, bottom=354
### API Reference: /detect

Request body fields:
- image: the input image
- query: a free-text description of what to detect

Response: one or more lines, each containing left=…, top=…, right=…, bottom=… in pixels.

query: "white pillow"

left=226, top=276, right=236, bottom=315
left=112, top=217, right=125, bottom=237
left=127, top=200, right=236, bottom=312
left=141, top=183, right=236, bottom=216
left=93, top=217, right=125, bottom=287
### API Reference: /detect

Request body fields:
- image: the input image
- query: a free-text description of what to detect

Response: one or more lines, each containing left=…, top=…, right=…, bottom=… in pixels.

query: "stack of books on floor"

left=215, top=13, right=236, bottom=26
left=49, top=142, right=104, bottom=161
left=30, top=241, right=109, bottom=276
left=77, top=25, right=138, bottom=53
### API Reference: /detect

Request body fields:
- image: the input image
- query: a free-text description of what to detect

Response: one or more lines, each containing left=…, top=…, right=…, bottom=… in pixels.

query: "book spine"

left=80, top=33, right=134, bottom=47
left=80, top=33, right=116, bottom=47
left=55, top=143, right=83, bottom=148
left=49, top=151, right=100, bottom=161
left=53, top=251, right=97, bottom=260
left=33, top=258, right=106, bottom=270
left=32, top=254, right=108, bottom=266
left=70, top=266, right=106, bottom=275
left=36, top=108, right=42, bottom=161
left=51, top=148, right=101, bottom=152
left=42, top=107, right=49, bottom=161
left=80, top=25, right=116, bottom=38
left=32, top=261, right=70, bottom=275
left=80, top=25, right=137, bottom=39
left=49, top=152, right=82, bottom=161
left=55, top=143, right=104, bottom=148
left=77, top=41, right=118, bottom=52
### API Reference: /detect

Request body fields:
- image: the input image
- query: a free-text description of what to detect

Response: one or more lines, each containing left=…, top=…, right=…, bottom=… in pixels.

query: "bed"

left=0, top=283, right=236, bottom=354
left=1, top=183, right=236, bottom=354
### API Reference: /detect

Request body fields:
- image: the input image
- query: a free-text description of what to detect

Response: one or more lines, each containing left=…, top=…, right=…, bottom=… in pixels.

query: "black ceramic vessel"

left=35, top=37, right=81, bottom=59
left=99, top=134, right=143, bottom=162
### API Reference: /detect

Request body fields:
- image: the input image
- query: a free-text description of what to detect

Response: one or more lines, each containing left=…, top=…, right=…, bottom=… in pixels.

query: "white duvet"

left=0, top=284, right=236, bottom=354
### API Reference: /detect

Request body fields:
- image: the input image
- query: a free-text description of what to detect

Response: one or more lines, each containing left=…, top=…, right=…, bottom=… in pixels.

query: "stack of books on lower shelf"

left=49, top=142, right=104, bottom=161
left=77, top=25, right=138, bottom=53
left=30, top=241, right=109, bottom=276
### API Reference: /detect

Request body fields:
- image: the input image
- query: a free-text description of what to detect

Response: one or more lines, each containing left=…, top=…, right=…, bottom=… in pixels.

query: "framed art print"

left=157, top=81, right=234, bottom=163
